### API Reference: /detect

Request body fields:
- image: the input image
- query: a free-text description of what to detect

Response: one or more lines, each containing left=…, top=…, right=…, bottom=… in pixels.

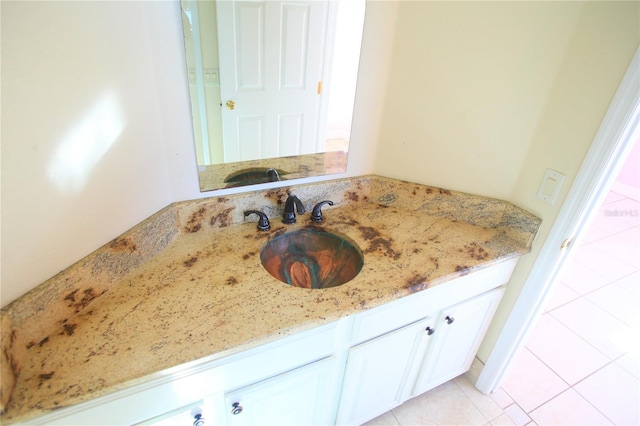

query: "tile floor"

left=365, top=190, right=639, bottom=425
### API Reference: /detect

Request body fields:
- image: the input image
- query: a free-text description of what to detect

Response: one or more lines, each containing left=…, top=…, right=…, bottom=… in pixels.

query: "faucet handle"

left=244, top=210, right=270, bottom=231
left=311, top=200, right=334, bottom=222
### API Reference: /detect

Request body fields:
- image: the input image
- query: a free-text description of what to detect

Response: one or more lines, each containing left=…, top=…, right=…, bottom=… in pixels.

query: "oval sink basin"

left=260, top=229, right=363, bottom=289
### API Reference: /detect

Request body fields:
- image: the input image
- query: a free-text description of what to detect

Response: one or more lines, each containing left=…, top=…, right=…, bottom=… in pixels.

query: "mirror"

left=180, top=0, right=366, bottom=191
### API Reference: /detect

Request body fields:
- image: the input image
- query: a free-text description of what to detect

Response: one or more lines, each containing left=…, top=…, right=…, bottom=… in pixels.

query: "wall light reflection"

left=48, top=93, right=124, bottom=193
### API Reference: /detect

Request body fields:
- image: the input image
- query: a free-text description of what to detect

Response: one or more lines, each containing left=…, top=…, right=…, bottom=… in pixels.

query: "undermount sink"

left=260, top=228, right=363, bottom=289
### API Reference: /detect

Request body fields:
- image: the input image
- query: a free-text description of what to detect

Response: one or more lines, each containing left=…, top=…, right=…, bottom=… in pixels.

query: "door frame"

left=476, top=47, right=640, bottom=393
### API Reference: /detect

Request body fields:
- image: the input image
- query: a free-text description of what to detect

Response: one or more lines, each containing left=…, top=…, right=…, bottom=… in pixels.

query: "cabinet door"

left=413, top=287, right=504, bottom=395
left=336, top=319, right=429, bottom=426
left=224, top=357, right=338, bottom=426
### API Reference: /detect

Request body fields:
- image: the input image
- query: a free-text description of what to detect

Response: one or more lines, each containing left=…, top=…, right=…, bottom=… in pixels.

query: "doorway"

left=498, top=144, right=639, bottom=424
left=477, top=47, right=640, bottom=408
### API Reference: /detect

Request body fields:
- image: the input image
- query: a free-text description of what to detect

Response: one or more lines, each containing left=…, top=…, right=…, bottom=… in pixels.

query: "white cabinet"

left=336, top=286, right=506, bottom=425
left=224, top=357, right=339, bottom=426
left=335, top=319, right=429, bottom=425
left=412, top=287, right=504, bottom=395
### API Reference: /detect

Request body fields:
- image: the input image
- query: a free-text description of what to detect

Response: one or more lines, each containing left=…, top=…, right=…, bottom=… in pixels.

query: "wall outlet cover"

left=537, top=169, right=566, bottom=205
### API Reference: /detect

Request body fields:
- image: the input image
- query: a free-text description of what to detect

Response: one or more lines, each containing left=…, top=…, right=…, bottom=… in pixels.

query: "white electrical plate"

left=537, top=168, right=566, bottom=205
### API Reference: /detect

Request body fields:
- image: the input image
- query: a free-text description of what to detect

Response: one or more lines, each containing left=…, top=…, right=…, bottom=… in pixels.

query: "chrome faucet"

left=282, top=195, right=305, bottom=224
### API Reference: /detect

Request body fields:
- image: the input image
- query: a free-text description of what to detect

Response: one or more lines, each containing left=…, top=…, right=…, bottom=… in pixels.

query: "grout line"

left=517, top=348, right=571, bottom=413
left=570, top=383, right=619, bottom=425
left=501, top=400, right=533, bottom=426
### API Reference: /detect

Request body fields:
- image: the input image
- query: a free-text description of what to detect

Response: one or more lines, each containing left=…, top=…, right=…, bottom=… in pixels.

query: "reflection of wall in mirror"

left=325, top=0, right=366, bottom=154
left=183, top=0, right=224, bottom=166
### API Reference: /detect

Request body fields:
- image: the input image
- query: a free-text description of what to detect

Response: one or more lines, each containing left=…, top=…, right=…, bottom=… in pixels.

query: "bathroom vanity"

left=0, top=176, right=540, bottom=425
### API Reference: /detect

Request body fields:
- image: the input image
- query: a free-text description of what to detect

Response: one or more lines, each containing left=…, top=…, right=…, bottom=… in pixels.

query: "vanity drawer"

left=350, top=258, right=518, bottom=344
left=215, top=320, right=339, bottom=391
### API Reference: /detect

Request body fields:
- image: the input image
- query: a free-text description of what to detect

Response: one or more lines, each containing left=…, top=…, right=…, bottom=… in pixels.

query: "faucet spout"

left=244, top=210, right=270, bottom=231
left=282, top=195, right=305, bottom=224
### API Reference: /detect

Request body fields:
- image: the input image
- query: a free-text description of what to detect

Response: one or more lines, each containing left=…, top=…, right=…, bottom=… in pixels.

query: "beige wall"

left=373, top=1, right=639, bottom=361
left=376, top=1, right=583, bottom=200
left=2, top=1, right=183, bottom=306
left=482, top=1, right=639, bottom=361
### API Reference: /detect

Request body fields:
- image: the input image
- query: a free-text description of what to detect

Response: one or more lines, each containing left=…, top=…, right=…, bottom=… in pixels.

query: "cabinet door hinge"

left=317, top=81, right=323, bottom=95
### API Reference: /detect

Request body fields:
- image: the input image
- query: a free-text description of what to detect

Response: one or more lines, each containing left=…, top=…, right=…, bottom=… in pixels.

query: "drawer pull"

left=445, top=316, right=455, bottom=325
left=193, top=413, right=205, bottom=426
left=425, top=326, right=435, bottom=335
left=231, top=402, right=243, bottom=415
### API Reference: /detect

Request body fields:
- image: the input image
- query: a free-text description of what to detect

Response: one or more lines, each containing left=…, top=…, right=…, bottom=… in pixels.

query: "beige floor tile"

left=543, top=282, right=580, bottom=312
left=525, top=314, right=609, bottom=385
left=490, top=388, right=513, bottom=409
left=586, top=281, right=640, bottom=327
left=550, top=298, right=632, bottom=359
left=501, top=348, right=568, bottom=413
left=454, top=375, right=503, bottom=422
left=601, top=198, right=640, bottom=227
left=502, top=403, right=531, bottom=426
left=589, top=209, right=637, bottom=234
left=490, top=413, right=516, bottom=426
left=602, top=191, right=627, bottom=205
left=528, top=388, right=613, bottom=426
left=617, top=226, right=640, bottom=245
left=574, top=362, right=640, bottom=426
left=392, top=380, right=487, bottom=426
left=579, top=225, right=610, bottom=245
left=615, top=352, right=640, bottom=380
left=615, top=270, right=640, bottom=296
left=593, top=234, right=640, bottom=268
left=572, top=245, right=638, bottom=282
left=558, top=262, right=610, bottom=295
left=362, top=410, right=400, bottom=426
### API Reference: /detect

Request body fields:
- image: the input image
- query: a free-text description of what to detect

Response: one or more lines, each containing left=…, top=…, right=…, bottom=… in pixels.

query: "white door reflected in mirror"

left=217, top=0, right=331, bottom=163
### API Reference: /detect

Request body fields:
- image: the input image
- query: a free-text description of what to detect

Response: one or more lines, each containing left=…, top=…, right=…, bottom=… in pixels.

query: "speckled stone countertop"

left=0, top=175, right=541, bottom=423
left=198, top=150, right=347, bottom=191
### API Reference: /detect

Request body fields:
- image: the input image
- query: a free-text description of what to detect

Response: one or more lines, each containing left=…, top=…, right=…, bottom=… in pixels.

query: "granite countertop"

left=198, top=151, right=347, bottom=191
left=0, top=175, right=541, bottom=423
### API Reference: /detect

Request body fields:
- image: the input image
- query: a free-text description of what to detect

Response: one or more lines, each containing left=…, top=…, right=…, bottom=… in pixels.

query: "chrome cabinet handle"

left=231, top=402, right=243, bottom=415
left=425, top=326, right=435, bottom=335
left=445, top=315, right=455, bottom=325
